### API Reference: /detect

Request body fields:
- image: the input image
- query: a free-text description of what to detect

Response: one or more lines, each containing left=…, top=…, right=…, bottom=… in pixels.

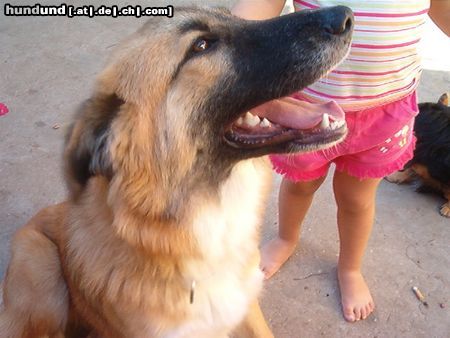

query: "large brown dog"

left=0, top=6, right=353, bottom=338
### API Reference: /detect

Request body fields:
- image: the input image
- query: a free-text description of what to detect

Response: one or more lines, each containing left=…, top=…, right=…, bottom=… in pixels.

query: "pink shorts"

left=270, top=91, right=419, bottom=182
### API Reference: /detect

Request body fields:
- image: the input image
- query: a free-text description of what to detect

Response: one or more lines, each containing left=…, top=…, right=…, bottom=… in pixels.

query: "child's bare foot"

left=260, top=237, right=297, bottom=279
left=338, top=269, right=375, bottom=322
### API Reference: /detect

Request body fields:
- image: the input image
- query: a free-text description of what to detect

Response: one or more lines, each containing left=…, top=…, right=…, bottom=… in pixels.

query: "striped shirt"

left=294, top=0, right=430, bottom=111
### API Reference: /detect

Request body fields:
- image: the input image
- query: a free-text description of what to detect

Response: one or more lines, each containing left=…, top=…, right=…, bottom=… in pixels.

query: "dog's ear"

left=64, top=93, right=124, bottom=197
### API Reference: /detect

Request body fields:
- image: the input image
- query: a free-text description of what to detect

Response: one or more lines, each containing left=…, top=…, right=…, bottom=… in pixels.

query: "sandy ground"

left=1, top=1, right=449, bottom=337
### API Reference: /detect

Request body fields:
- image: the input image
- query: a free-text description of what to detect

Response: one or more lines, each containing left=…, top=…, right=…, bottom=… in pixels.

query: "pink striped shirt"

left=294, top=0, right=430, bottom=111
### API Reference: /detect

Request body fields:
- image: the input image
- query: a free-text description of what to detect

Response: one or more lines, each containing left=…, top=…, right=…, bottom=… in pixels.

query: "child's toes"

left=364, top=304, right=373, bottom=319
left=343, top=307, right=356, bottom=322
left=359, top=306, right=367, bottom=320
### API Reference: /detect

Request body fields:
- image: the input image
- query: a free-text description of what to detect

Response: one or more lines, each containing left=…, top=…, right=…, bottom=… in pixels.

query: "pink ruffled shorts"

left=270, top=91, right=419, bottom=182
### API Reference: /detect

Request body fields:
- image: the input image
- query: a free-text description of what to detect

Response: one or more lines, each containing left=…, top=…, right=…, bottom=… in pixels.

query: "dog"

left=386, top=93, right=450, bottom=217
left=0, top=6, right=353, bottom=337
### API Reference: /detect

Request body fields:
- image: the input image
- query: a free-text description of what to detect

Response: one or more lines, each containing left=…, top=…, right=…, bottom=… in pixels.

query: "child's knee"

left=336, top=192, right=375, bottom=213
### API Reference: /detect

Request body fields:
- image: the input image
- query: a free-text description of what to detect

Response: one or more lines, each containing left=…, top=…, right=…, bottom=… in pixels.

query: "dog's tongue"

left=252, top=97, right=345, bottom=129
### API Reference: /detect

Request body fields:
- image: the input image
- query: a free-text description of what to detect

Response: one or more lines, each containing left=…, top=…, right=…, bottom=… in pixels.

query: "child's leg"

left=260, top=175, right=326, bottom=279
left=333, top=170, right=380, bottom=322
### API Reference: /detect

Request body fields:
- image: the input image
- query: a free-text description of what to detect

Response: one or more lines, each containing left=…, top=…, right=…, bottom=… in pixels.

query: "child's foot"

left=337, top=269, right=375, bottom=322
left=260, top=237, right=297, bottom=279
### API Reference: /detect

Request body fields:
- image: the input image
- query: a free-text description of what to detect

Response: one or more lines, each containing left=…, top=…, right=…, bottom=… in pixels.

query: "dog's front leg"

left=0, top=205, right=69, bottom=338
left=232, top=300, right=274, bottom=338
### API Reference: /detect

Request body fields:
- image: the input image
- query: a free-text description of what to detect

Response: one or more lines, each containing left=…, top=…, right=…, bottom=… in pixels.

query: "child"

left=232, top=0, right=450, bottom=322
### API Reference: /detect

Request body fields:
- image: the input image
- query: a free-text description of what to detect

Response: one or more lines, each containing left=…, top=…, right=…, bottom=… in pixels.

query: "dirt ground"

left=1, top=1, right=449, bottom=337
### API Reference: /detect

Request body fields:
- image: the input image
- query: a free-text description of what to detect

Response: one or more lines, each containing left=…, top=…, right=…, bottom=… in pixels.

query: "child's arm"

left=231, top=0, right=286, bottom=19
left=429, top=0, right=450, bottom=36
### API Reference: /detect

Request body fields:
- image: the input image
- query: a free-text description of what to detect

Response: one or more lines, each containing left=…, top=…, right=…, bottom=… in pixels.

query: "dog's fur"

left=0, top=7, right=352, bottom=337
left=386, top=93, right=450, bottom=217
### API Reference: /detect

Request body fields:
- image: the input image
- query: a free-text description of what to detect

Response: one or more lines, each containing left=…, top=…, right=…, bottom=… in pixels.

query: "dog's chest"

left=163, top=160, right=268, bottom=337
left=192, top=159, right=268, bottom=260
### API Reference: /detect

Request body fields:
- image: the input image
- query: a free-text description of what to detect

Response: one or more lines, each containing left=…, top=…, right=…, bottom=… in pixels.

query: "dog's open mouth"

left=224, top=98, right=347, bottom=150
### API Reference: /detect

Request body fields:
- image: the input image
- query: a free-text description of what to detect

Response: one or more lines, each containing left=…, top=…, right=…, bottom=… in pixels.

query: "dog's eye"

left=192, top=38, right=214, bottom=53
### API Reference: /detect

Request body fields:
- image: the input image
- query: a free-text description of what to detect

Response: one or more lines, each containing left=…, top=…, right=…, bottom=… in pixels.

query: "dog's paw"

left=439, top=203, right=450, bottom=218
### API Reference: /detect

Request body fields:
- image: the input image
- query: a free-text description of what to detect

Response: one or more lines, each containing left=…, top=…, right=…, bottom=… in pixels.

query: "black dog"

left=387, top=93, right=450, bottom=217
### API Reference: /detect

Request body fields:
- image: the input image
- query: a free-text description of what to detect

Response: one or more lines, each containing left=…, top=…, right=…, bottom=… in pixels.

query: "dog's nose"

left=322, top=6, right=353, bottom=35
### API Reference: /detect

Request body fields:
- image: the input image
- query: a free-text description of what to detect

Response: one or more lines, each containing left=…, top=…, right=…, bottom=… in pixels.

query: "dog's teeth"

left=236, top=117, right=244, bottom=126
left=244, top=111, right=260, bottom=127
left=244, top=112, right=252, bottom=124
left=320, top=113, right=330, bottom=129
left=252, top=114, right=262, bottom=124
left=260, top=118, right=271, bottom=128
left=248, top=118, right=260, bottom=127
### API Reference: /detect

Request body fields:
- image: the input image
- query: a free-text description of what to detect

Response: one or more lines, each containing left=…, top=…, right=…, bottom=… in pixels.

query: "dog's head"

left=65, top=6, right=353, bottom=215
